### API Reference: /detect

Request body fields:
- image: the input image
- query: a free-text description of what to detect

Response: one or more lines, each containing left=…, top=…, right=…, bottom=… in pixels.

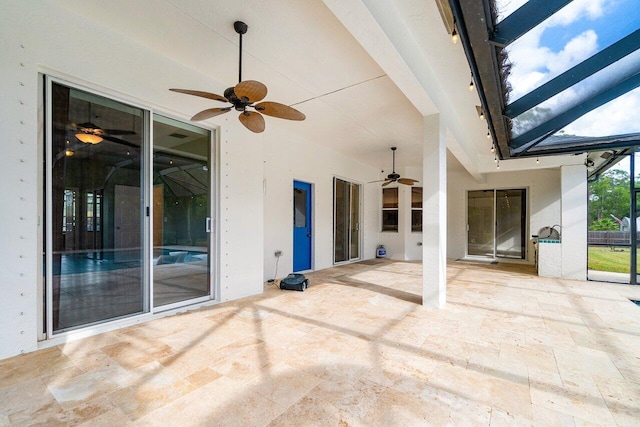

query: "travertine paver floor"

left=2, top=259, right=640, bottom=425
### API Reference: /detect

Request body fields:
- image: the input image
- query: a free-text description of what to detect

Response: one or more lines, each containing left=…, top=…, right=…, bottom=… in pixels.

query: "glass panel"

left=495, top=0, right=530, bottom=23
left=334, top=178, right=349, bottom=263
left=383, top=188, right=398, bottom=208
left=554, top=86, right=640, bottom=141
left=294, top=188, right=307, bottom=227
left=350, top=184, right=360, bottom=259
left=635, top=190, right=640, bottom=284
left=468, top=190, right=495, bottom=257
left=587, top=156, right=631, bottom=280
left=411, top=210, right=422, bottom=233
left=512, top=51, right=640, bottom=138
left=153, top=114, right=211, bottom=308
left=411, top=187, right=422, bottom=208
left=505, top=0, right=638, bottom=104
left=496, top=189, right=526, bottom=259
left=635, top=152, right=640, bottom=189
left=411, top=187, right=422, bottom=232
left=50, top=82, right=145, bottom=333
left=382, top=211, right=398, bottom=232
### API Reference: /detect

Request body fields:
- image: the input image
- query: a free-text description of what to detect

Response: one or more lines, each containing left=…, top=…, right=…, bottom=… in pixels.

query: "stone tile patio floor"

left=2, top=259, right=640, bottom=426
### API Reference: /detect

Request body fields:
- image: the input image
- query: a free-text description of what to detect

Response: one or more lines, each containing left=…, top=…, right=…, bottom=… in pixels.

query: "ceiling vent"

left=169, top=132, right=188, bottom=139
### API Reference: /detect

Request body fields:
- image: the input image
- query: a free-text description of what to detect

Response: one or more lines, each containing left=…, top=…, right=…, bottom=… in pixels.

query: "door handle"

left=206, top=217, right=212, bottom=233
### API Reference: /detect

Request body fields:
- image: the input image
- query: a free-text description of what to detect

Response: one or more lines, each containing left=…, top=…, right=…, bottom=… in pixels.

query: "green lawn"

left=588, top=246, right=640, bottom=273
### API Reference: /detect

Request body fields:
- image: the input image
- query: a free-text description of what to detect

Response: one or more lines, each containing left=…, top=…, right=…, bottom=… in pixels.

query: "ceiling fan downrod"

left=234, top=21, right=248, bottom=83
left=391, top=146, right=397, bottom=173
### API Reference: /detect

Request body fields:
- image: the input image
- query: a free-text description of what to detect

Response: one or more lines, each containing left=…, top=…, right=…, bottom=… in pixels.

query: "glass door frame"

left=465, top=187, right=528, bottom=260
left=333, top=176, right=363, bottom=264
left=43, top=75, right=218, bottom=340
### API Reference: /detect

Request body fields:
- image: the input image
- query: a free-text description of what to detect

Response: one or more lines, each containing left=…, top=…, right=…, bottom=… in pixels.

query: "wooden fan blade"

left=254, top=102, right=305, bottom=121
left=381, top=180, right=394, bottom=187
left=235, top=80, right=267, bottom=103
left=170, top=89, right=228, bottom=103
left=368, top=179, right=387, bottom=183
left=239, top=111, right=265, bottom=133
left=398, top=178, right=418, bottom=185
left=191, top=108, right=232, bottom=121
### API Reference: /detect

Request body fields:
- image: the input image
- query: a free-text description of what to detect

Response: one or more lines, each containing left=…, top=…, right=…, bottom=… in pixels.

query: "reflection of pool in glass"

left=153, top=249, right=207, bottom=265
left=55, top=250, right=206, bottom=275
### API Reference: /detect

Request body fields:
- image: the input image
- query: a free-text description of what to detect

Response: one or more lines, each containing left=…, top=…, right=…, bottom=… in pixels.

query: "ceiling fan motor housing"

left=224, top=87, right=250, bottom=111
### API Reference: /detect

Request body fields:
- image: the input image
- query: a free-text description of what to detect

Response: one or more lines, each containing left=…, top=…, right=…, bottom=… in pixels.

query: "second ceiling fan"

left=170, top=21, right=305, bottom=133
left=371, top=147, right=419, bottom=186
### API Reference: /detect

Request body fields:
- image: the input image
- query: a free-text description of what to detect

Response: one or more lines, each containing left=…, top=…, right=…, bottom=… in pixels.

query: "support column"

left=561, top=165, right=587, bottom=280
left=423, top=114, right=446, bottom=308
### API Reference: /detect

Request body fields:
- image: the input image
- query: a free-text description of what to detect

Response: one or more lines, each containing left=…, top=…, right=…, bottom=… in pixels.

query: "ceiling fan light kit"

left=75, top=133, right=103, bottom=144
left=170, top=21, right=305, bottom=133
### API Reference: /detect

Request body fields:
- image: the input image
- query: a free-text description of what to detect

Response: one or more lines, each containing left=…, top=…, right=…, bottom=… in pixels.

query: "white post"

left=423, top=114, right=446, bottom=307
left=561, top=165, right=587, bottom=280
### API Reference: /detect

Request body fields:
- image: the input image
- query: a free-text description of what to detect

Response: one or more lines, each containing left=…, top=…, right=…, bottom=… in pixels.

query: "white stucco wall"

left=447, top=168, right=562, bottom=262
left=0, top=0, right=266, bottom=359
left=261, top=126, right=379, bottom=281
left=374, top=166, right=424, bottom=261
left=0, top=0, right=386, bottom=359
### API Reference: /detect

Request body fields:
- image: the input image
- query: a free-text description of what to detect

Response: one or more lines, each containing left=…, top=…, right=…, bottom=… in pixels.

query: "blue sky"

left=539, top=0, right=637, bottom=55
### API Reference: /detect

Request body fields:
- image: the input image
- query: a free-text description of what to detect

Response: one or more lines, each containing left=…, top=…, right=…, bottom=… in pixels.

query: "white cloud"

left=548, top=30, right=598, bottom=75
left=547, top=0, right=606, bottom=26
left=563, top=90, right=640, bottom=136
left=506, top=29, right=598, bottom=100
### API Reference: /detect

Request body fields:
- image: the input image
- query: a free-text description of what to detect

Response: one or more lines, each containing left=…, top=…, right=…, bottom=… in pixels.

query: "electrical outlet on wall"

left=274, top=250, right=283, bottom=257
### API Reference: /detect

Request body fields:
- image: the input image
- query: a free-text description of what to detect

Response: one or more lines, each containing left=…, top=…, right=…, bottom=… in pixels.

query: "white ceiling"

left=52, top=0, right=480, bottom=171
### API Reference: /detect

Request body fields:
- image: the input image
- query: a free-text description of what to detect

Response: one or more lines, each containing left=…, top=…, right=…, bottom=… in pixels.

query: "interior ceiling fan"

left=170, top=21, right=305, bottom=133
left=69, top=104, right=136, bottom=144
left=370, top=147, right=419, bottom=186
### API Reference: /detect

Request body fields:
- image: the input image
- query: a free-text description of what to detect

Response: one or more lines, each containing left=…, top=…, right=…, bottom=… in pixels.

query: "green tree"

left=588, top=169, right=630, bottom=227
left=589, top=217, right=619, bottom=231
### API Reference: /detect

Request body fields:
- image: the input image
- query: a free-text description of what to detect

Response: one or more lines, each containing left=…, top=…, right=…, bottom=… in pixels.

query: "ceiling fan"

left=370, top=147, right=419, bottom=186
left=69, top=103, right=136, bottom=144
left=170, top=21, right=305, bottom=133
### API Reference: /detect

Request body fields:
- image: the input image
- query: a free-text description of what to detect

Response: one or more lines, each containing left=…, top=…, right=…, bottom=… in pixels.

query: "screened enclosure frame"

left=449, top=0, right=640, bottom=159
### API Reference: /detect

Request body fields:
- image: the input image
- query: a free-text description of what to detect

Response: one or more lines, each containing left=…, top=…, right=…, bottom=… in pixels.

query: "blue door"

left=293, top=181, right=312, bottom=272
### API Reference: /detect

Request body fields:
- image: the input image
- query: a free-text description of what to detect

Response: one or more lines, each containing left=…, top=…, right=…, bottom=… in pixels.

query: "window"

left=411, top=187, right=422, bottom=232
left=382, top=187, right=398, bottom=232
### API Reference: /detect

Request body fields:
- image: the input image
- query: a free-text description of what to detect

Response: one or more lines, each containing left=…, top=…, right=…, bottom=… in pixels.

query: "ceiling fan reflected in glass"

left=170, top=21, right=305, bottom=133
left=73, top=103, right=136, bottom=144
left=369, top=147, right=419, bottom=186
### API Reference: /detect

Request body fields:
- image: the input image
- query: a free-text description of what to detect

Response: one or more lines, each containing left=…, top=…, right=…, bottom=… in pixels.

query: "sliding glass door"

left=334, top=178, right=361, bottom=263
left=47, top=80, right=147, bottom=333
left=467, top=189, right=526, bottom=259
left=45, top=78, right=215, bottom=335
left=152, top=115, right=212, bottom=308
left=468, top=190, right=495, bottom=257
